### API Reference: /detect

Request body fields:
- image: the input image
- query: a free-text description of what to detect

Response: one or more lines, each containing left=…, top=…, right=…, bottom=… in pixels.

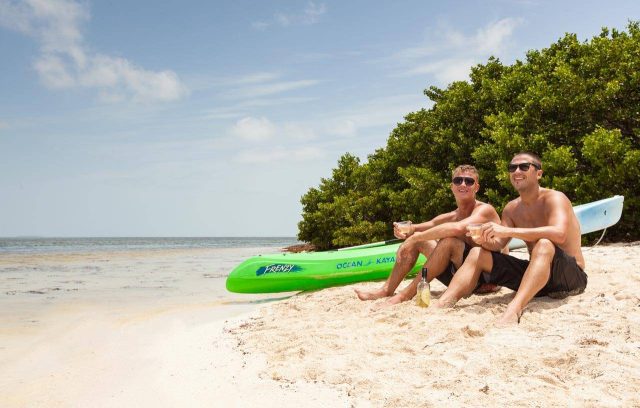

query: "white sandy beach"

left=2, top=244, right=640, bottom=407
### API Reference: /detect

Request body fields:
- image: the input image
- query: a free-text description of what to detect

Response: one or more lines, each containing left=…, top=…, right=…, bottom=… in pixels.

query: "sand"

left=229, top=244, right=640, bottom=407
left=1, top=244, right=639, bottom=407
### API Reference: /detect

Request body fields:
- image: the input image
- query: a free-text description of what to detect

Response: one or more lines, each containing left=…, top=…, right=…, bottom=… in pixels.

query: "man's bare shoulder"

left=473, top=200, right=498, bottom=213
left=440, top=209, right=459, bottom=221
left=502, top=197, right=521, bottom=213
left=541, top=188, right=572, bottom=207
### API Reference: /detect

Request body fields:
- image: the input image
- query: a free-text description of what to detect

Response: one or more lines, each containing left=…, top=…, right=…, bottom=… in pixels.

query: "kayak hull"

left=226, top=242, right=426, bottom=293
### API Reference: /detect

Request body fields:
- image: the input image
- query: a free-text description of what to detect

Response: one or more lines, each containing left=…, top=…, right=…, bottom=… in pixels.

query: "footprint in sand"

left=462, top=324, right=485, bottom=338
left=613, top=290, right=640, bottom=303
left=542, top=353, right=577, bottom=368
left=577, top=337, right=609, bottom=347
left=533, top=372, right=564, bottom=387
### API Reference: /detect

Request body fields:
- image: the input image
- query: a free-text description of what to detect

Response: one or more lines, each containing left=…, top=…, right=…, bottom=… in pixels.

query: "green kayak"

left=226, top=240, right=425, bottom=293
left=226, top=196, right=624, bottom=294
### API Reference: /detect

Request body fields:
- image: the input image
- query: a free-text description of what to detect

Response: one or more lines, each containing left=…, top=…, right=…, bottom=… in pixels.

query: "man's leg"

left=435, top=247, right=494, bottom=307
left=384, top=237, right=467, bottom=305
left=355, top=237, right=436, bottom=300
left=496, top=239, right=554, bottom=325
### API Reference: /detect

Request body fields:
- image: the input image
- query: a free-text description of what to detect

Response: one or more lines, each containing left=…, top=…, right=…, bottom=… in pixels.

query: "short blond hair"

left=452, top=164, right=479, bottom=181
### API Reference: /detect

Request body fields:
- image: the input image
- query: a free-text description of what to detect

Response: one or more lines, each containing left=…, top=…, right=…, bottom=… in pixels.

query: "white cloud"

left=235, top=147, right=325, bottom=164
left=231, top=117, right=277, bottom=142
left=229, top=116, right=318, bottom=143
left=238, top=96, right=318, bottom=108
left=225, top=95, right=426, bottom=147
left=281, top=123, right=316, bottom=140
left=406, top=57, right=478, bottom=83
left=252, top=1, right=326, bottom=29
left=203, top=109, right=246, bottom=120
left=202, top=97, right=317, bottom=121
left=197, top=71, right=320, bottom=104
left=393, top=18, right=522, bottom=83
left=188, top=71, right=283, bottom=91
left=332, top=94, right=430, bottom=130
left=226, top=79, right=320, bottom=99
left=0, top=0, right=187, bottom=102
left=234, top=72, right=281, bottom=85
left=250, top=21, right=270, bottom=30
left=326, top=119, right=357, bottom=137
left=301, top=2, right=326, bottom=23
left=473, top=18, right=521, bottom=54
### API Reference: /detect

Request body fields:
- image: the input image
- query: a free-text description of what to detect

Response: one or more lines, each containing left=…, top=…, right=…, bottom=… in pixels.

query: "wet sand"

left=1, top=247, right=342, bottom=407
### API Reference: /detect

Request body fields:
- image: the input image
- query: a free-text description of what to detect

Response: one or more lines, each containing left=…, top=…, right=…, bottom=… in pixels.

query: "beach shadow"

left=443, top=291, right=575, bottom=313
left=525, top=296, right=573, bottom=312
left=222, top=294, right=295, bottom=305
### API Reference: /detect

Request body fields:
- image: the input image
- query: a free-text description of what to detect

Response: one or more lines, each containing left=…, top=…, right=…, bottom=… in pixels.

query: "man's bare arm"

left=475, top=209, right=515, bottom=251
left=393, top=210, right=457, bottom=239
left=413, top=211, right=458, bottom=232
left=481, top=193, right=572, bottom=246
left=407, top=204, right=499, bottom=242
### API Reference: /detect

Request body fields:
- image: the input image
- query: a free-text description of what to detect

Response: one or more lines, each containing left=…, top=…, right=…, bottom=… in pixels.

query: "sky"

left=1, top=0, right=638, bottom=237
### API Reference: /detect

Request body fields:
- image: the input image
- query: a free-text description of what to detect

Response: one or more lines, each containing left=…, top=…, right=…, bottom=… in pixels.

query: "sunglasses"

left=452, top=176, right=476, bottom=186
left=507, top=162, right=541, bottom=172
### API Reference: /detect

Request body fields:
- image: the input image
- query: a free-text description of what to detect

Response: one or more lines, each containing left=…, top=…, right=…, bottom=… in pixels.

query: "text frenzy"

left=256, top=264, right=302, bottom=276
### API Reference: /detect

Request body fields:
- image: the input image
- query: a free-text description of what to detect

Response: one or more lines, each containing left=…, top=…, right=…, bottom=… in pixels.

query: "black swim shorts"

left=485, top=245, right=587, bottom=298
left=434, top=243, right=472, bottom=287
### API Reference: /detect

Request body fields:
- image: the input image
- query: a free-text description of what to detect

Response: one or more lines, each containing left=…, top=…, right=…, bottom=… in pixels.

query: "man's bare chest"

left=512, top=205, right=547, bottom=228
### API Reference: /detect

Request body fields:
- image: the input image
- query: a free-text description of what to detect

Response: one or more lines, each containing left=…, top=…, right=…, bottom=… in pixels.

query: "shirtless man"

left=435, top=152, right=587, bottom=325
left=354, top=165, right=501, bottom=306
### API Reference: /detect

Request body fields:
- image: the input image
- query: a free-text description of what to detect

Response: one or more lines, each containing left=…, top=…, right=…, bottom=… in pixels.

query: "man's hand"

left=466, top=229, right=486, bottom=245
left=480, top=222, right=511, bottom=241
left=393, top=222, right=414, bottom=240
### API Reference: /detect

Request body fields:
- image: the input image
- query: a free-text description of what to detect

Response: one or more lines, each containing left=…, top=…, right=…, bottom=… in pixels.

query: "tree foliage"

left=299, top=22, right=640, bottom=249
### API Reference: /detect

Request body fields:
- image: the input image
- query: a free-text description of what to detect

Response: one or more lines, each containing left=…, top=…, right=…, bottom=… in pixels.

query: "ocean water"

left=0, top=237, right=300, bottom=254
left=0, top=237, right=301, bottom=318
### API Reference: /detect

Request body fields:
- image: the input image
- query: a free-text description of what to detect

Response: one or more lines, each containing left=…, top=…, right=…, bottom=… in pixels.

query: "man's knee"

left=531, top=239, right=556, bottom=259
left=465, top=246, right=493, bottom=271
left=437, top=237, right=464, bottom=252
left=403, top=235, right=437, bottom=255
left=435, top=237, right=466, bottom=267
left=467, top=246, right=483, bottom=258
left=397, top=238, right=421, bottom=259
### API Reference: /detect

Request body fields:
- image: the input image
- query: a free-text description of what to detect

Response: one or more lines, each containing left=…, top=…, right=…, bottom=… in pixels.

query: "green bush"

left=298, top=22, right=640, bottom=249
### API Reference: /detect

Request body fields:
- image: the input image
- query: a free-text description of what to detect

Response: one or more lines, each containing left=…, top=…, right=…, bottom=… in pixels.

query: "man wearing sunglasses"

left=434, top=152, right=587, bottom=326
left=355, top=164, right=502, bottom=305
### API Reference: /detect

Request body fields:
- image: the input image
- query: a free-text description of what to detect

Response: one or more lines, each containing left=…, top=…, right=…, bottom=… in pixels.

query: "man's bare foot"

left=494, top=310, right=522, bottom=327
left=369, top=293, right=406, bottom=311
left=354, top=287, right=389, bottom=301
left=433, top=298, right=457, bottom=309
left=385, top=293, right=406, bottom=305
